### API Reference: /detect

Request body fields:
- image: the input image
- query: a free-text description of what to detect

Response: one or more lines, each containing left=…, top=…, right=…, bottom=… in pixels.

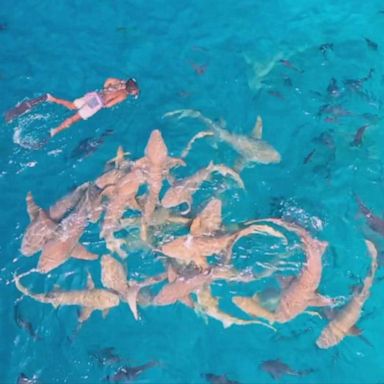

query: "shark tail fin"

left=14, top=268, right=47, bottom=302
left=181, top=131, right=214, bottom=159
left=209, top=163, right=245, bottom=189
left=124, top=285, right=141, bottom=320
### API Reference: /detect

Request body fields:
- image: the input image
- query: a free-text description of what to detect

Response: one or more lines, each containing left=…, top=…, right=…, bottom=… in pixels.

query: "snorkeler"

left=5, top=78, right=139, bottom=137
left=48, top=78, right=139, bottom=137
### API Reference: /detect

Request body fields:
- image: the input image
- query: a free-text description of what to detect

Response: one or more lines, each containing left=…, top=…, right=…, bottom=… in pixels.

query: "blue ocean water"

left=1, top=0, right=384, bottom=383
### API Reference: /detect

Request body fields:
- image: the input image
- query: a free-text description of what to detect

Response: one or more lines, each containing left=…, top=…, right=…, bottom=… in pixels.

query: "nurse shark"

left=163, top=109, right=281, bottom=170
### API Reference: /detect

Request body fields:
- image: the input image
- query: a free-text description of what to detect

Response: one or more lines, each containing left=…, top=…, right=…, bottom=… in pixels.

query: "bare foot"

left=46, top=93, right=55, bottom=102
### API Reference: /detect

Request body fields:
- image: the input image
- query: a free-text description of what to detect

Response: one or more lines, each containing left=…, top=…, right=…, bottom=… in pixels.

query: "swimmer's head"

left=126, top=78, right=139, bottom=98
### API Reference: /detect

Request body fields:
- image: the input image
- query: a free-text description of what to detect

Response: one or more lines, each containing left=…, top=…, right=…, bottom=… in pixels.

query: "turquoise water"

left=1, top=0, right=384, bottom=383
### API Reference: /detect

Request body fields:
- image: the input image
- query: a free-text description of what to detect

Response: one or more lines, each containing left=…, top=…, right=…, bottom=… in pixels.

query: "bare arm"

left=104, top=93, right=127, bottom=108
left=104, top=78, right=122, bottom=88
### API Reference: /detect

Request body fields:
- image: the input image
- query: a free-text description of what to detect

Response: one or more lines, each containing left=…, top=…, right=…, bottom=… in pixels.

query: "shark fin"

left=180, top=295, right=194, bottom=308
left=233, top=157, right=247, bottom=173
left=86, top=272, right=95, bottom=290
left=128, top=196, right=141, bottom=211
left=71, top=244, right=98, bottom=261
left=26, top=192, right=42, bottom=221
left=125, top=285, right=140, bottom=320
left=79, top=307, right=94, bottom=323
left=222, top=318, right=234, bottom=329
left=102, top=309, right=110, bottom=319
left=348, top=325, right=362, bottom=336
left=115, top=146, right=125, bottom=168
left=252, top=115, right=263, bottom=139
left=308, top=293, right=334, bottom=307
left=190, top=198, right=222, bottom=236
left=167, top=263, right=178, bottom=283
left=168, top=157, right=186, bottom=169
left=218, top=117, right=227, bottom=129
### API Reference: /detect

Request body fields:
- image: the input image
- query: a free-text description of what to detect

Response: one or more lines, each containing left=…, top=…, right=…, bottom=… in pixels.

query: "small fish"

left=0, top=23, right=7, bottom=31
left=350, top=125, right=369, bottom=146
left=204, top=373, right=240, bottom=384
left=14, top=301, right=39, bottom=340
left=279, top=59, right=303, bottom=73
left=190, top=62, right=207, bottom=75
left=303, top=149, right=316, bottom=164
left=283, top=76, right=292, bottom=87
left=319, top=43, right=333, bottom=58
left=17, top=373, right=39, bottom=384
left=89, top=347, right=121, bottom=366
left=326, top=78, right=340, bottom=97
left=355, top=195, right=384, bottom=236
left=105, top=361, right=159, bottom=382
left=116, top=26, right=128, bottom=33
left=318, top=104, right=351, bottom=118
left=364, top=37, right=378, bottom=51
left=260, top=359, right=313, bottom=380
left=314, top=131, right=335, bottom=149
left=268, top=90, right=284, bottom=100
left=362, top=113, right=381, bottom=124
left=344, top=69, right=374, bottom=92
left=178, top=90, right=190, bottom=98
left=71, top=128, right=113, bottom=159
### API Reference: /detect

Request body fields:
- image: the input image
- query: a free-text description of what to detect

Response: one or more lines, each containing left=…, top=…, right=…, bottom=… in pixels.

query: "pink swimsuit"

left=73, top=92, right=104, bottom=120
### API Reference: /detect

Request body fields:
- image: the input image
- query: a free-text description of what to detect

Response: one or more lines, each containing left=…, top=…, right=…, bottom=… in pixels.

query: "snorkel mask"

left=126, top=78, right=139, bottom=99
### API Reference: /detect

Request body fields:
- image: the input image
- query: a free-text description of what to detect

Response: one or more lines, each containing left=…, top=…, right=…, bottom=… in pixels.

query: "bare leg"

left=50, top=113, right=82, bottom=137
left=47, top=94, right=77, bottom=110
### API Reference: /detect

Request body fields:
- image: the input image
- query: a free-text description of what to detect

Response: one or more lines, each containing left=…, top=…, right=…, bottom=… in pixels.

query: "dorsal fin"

left=26, top=192, right=41, bottom=221
left=86, top=272, right=95, bottom=290
left=115, top=146, right=125, bottom=168
left=106, top=146, right=130, bottom=169
left=252, top=115, right=263, bottom=139
left=190, top=198, right=222, bottom=236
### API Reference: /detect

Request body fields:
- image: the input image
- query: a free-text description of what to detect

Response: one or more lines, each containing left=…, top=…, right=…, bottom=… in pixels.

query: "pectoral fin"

left=190, top=198, right=222, bottom=236
left=180, top=295, right=194, bottom=308
left=128, top=196, right=141, bottom=211
left=125, top=285, right=141, bottom=320
left=79, top=307, right=94, bottom=323
left=26, top=192, right=42, bottom=221
left=232, top=295, right=276, bottom=323
left=102, top=309, right=110, bottom=319
left=71, top=244, right=98, bottom=261
left=348, top=325, right=362, bottom=336
left=308, top=293, right=335, bottom=307
left=167, top=263, right=178, bottom=283
left=233, top=157, right=247, bottom=173
left=168, top=157, right=186, bottom=169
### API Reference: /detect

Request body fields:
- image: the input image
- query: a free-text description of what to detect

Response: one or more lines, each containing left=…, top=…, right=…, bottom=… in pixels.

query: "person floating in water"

left=5, top=77, right=139, bottom=134
left=48, top=78, right=139, bottom=137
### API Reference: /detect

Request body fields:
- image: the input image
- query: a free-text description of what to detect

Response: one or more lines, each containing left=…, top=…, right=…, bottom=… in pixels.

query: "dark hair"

left=125, top=78, right=139, bottom=95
